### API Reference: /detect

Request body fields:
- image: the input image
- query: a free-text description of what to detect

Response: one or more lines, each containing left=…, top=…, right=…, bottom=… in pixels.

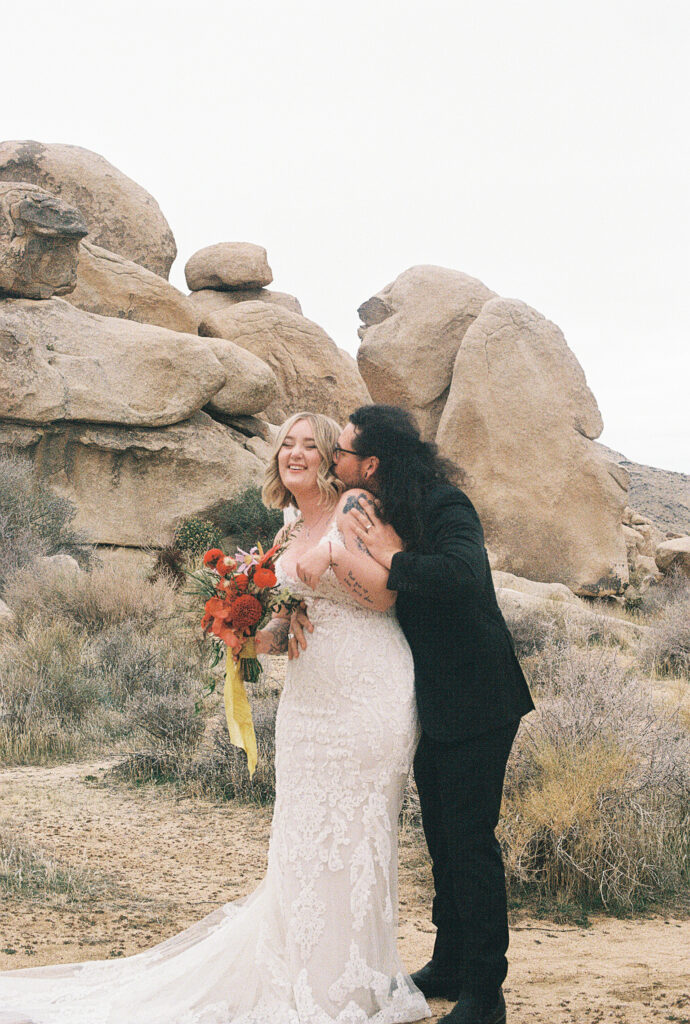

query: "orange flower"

left=210, top=618, right=242, bottom=650
left=203, top=548, right=224, bottom=569
left=234, top=573, right=249, bottom=591
left=217, top=555, right=237, bottom=575
left=253, top=567, right=277, bottom=589
left=259, top=544, right=281, bottom=568
left=204, top=596, right=233, bottom=622
left=229, top=594, right=263, bottom=631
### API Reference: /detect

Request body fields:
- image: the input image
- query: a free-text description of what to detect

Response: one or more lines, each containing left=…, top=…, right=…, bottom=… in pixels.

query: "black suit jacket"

left=387, top=482, right=534, bottom=742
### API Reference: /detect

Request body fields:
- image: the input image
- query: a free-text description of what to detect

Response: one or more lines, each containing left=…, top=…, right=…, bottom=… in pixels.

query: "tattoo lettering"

left=342, top=569, right=375, bottom=605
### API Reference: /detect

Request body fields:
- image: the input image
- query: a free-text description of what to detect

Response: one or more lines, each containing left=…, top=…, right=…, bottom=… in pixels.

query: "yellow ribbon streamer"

left=224, top=639, right=258, bottom=777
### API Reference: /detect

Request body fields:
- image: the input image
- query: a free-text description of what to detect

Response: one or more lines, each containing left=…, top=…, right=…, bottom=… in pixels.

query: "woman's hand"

left=295, top=541, right=331, bottom=590
left=346, top=502, right=404, bottom=570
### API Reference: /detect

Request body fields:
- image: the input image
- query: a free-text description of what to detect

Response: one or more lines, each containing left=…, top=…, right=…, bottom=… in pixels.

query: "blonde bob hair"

left=262, top=411, right=345, bottom=510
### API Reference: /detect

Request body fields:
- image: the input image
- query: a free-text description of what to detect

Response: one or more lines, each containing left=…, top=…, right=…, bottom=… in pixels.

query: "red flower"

left=217, top=555, right=237, bottom=575
left=234, top=573, right=249, bottom=591
left=229, top=594, right=263, bottom=631
left=203, top=548, right=224, bottom=570
left=253, top=567, right=277, bottom=589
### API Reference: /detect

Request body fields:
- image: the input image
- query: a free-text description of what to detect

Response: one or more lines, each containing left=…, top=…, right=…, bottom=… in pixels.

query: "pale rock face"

left=199, top=301, right=370, bottom=425
left=188, top=287, right=302, bottom=318
left=203, top=337, right=278, bottom=416
left=491, top=570, right=581, bottom=604
left=0, top=413, right=265, bottom=547
left=436, top=297, right=628, bottom=596
left=496, top=588, right=649, bottom=643
left=0, top=141, right=176, bottom=278
left=655, top=537, right=690, bottom=577
left=36, top=553, right=81, bottom=576
left=66, top=241, right=200, bottom=333
left=356, top=266, right=497, bottom=440
left=185, top=243, right=273, bottom=292
left=0, top=182, right=87, bottom=299
left=0, top=298, right=226, bottom=427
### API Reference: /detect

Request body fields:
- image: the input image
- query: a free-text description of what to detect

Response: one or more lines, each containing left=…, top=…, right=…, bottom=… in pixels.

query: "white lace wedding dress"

left=0, top=523, right=430, bottom=1024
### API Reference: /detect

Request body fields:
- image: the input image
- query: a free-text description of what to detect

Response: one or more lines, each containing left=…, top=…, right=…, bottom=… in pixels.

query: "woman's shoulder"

left=335, top=488, right=379, bottom=525
left=336, top=488, right=378, bottom=513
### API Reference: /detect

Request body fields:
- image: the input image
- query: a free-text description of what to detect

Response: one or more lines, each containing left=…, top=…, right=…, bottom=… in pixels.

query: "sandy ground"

left=1, top=761, right=688, bottom=1024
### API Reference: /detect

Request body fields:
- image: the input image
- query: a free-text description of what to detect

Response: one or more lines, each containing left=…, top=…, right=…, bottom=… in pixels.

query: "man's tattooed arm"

left=256, top=616, right=291, bottom=655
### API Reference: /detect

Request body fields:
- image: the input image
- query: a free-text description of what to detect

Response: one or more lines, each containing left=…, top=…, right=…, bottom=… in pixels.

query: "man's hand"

left=288, top=601, right=313, bottom=660
left=346, top=501, right=404, bottom=569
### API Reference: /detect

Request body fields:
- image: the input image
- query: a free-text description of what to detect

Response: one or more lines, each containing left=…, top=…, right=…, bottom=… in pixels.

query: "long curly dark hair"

left=349, top=404, right=463, bottom=549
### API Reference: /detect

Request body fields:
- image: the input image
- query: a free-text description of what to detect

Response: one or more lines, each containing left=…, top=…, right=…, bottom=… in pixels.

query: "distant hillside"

left=596, top=444, right=690, bottom=536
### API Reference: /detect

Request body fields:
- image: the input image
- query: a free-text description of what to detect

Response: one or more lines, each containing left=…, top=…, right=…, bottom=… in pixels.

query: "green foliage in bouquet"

left=174, top=518, right=223, bottom=555
left=214, top=486, right=284, bottom=551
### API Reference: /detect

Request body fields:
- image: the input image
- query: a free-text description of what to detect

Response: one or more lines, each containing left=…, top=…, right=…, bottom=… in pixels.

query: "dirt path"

left=1, top=762, right=688, bottom=1023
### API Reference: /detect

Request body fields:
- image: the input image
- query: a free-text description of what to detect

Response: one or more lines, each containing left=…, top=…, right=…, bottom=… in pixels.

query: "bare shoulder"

left=336, top=489, right=378, bottom=517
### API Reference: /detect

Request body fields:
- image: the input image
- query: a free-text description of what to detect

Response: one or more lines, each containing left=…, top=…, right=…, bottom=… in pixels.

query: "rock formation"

left=199, top=300, right=370, bottom=425
left=185, top=243, right=273, bottom=291
left=0, top=141, right=176, bottom=277
left=0, top=182, right=87, bottom=298
left=204, top=337, right=278, bottom=417
left=357, top=266, right=496, bottom=440
left=435, top=297, right=628, bottom=595
left=357, top=265, right=631, bottom=596
left=66, top=241, right=199, bottom=333
left=0, top=414, right=264, bottom=548
left=188, top=287, right=302, bottom=318
left=655, top=537, right=690, bottom=577
left=0, top=298, right=226, bottom=427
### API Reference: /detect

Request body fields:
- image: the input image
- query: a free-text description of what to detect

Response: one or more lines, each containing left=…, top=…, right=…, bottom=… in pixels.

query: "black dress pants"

left=413, top=720, right=519, bottom=999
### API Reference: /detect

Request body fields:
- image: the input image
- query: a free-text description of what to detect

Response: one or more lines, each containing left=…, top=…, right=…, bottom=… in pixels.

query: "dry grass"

left=3, top=562, right=179, bottom=633
left=0, top=826, right=108, bottom=905
left=502, top=645, right=690, bottom=912
left=0, top=561, right=212, bottom=766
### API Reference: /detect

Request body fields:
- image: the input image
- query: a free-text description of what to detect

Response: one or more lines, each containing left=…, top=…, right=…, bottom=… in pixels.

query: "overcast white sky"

left=5, top=0, right=689, bottom=472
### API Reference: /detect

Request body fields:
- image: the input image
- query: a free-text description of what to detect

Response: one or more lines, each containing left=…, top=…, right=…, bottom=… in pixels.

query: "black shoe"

left=409, top=960, right=460, bottom=1000
left=438, top=988, right=506, bottom=1024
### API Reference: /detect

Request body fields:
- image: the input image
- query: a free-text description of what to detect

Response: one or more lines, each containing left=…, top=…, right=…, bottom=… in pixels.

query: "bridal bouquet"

left=190, top=538, right=296, bottom=776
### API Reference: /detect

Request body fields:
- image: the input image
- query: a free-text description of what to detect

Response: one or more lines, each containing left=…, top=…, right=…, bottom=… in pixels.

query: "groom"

left=292, top=404, right=534, bottom=1024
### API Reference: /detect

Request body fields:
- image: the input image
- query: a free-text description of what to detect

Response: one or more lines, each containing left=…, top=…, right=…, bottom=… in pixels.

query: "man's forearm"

left=256, top=616, right=291, bottom=654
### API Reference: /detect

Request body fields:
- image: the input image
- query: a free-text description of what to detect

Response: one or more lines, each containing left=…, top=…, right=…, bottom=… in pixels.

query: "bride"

left=0, top=411, right=430, bottom=1024
left=0, top=411, right=427, bottom=1019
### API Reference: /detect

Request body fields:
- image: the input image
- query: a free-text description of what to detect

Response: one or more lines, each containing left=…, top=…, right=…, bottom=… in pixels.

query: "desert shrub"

left=638, top=567, right=690, bottom=617
left=3, top=562, right=178, bottom=633
left=190, top=699, right=278, bottom=804
left=174, top=518, right=222, bottom=556
left=148, top=544, right=187, bottom=588
left=213, top=486, right=283, bottom=552
left=0, top=454, right=90, bottom=592
left=502, top=644, right=690, bottom=912
left=0, top=560, right=209, bottom=764
left=501, top=601, right=562, bottom=659
left=638, top=591, right=690, bottom=677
